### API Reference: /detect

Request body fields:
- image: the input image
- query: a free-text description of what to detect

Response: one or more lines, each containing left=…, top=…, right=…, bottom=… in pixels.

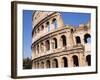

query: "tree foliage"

left=23, top=57, right=32, bottom=69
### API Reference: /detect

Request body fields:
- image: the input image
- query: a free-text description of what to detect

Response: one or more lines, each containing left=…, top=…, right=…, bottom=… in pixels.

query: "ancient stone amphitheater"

left=31, top=11, right=91, bottom=69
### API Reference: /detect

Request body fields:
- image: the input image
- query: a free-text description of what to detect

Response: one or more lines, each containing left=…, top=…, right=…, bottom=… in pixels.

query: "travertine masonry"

left=31, top=11, right=91, bottom=69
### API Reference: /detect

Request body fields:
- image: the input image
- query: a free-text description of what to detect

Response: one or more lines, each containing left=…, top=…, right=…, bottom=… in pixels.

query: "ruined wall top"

left=32, top=11, right=56, bottom=28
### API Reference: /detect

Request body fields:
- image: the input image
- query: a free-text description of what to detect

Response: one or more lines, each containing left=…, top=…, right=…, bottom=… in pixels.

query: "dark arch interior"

left=53, top=59, right=58, bottom=68
left=37, top=45, right=39, bottom=54
left=62, top=57, right=68, bottom=67
left=72, top=55, right=79, bottom=67
left=37, top=63, right=39, bottom=68
left=52, top=18, right=57, bottom=29
left=46, top=21, right=49, bottom=25
left=76, top=36, right=81, bottom=44
left=61, top=35, right=66, bottom=46
left=86, top=55, right=91, bottom=66
left=46, top=40, right=50, bottom=51
left=46, top=22, right=50, bottom=32
left=41, top=25, right=44, bottom=30
left=53, top=38, right=57, bottom=49
left=41, top=43, right=44, bottom=52
left=84, top=33, right=91, bottom=43
left=46, top=60, right=50, bottom=68
left=41, top=62, right=44, bottom=68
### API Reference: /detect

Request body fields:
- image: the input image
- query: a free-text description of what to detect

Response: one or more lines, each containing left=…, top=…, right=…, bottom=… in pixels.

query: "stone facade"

left=31, top=11, right=91, bottom=69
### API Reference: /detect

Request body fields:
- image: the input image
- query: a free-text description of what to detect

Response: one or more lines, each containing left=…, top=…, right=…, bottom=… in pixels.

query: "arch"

left=52, top=58, right=58, bottom=68
left=84, top=33, right=91, bottom=43
left=40, top=42, right=44, bottom=52
left=76, top=36, right=81, bottom=44
left=52, top=18, right=57, bottom=29
left=41, top=62, right=44, bottom=68
left=72, top=55, right=79, bottom=67
left=37, top=44, right=39, bottom=54
left=86, top=55, right=91, bottom=66
left=71, top=28, right=74, bottom=33
left=62, top=57, right=68, bottom=67
left=34, top=30, right=36, bottom=36
left=45, top=40, right=50, bottom=51
left=61, top=35, right=67, bottom=47
left=41, top=25, right=44, bottom=31
left=46, top=22, right=50, bottom=32
left=46, top=60, right=50, bottom=68
left=52, top=38, right=57, bottom=49
left=37, top=62, right=39, bottom=68
left=37, top=28, right=40, bottom=33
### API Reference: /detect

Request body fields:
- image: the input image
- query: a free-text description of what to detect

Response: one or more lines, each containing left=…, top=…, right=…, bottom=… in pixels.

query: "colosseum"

left=31, top=11, right=91, bottom=69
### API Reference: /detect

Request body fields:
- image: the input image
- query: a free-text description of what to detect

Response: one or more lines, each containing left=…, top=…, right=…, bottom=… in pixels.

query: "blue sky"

left=23, top=10, right=90, bottom=59
left=23, top=10, right=33, bottom=59
left=61, top=12, right=90, bottom=27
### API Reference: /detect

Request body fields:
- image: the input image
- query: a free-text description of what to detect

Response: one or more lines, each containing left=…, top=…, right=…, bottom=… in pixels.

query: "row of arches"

left=75, top=33, right=91, bottom=44
left=33, top=18, right=57, bottom=37
left=34, top=33, right=91, bottom=54
left=35, top=35, right=67, bottom=54
left=34, top=55, right=91, bottom=69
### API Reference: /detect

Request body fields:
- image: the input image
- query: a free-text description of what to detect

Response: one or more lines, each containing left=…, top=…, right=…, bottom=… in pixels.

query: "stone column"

left=44, top=41, right=47, bottom=54
left=39, top=43, right=41, bottom=55
left=57, top=35, right=62, bottom=49
left=43, top=60, right=46, bottom=68
left=66, top=31, right=74, bottom=47
left=32, top=48, right=34, bottom=59
left=35, top=45, right=38, bottom=57
left=50, top=59, right=53, bottom=68
left=44, top=23, right=48, bottom=33
left=57, top=57, right=62, bottom=68
left=40, top=43, right=44, bottom=54
left=79, top=53, right=86, bottom=66
left=32, top=46, right=37, bottom=59
left=50, top=19, right=55, bottom=31
left=51, top=59, right=53, bottom=68
left=56, top=13, right=64, bottom=28
left=67, top=55, right=73, bottom=67
left=50, top=39, right=53, bottom=53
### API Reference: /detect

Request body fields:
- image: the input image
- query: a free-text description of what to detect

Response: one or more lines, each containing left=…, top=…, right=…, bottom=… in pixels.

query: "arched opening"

left=37, top=28, right=40, bottom=33
left=71, top=28, right=74, bottom=33
left=41, top=62, right=44, bottom=68
left=84, top=33, right=91, bottom=43
left=40, top=42, right=44, bottom=52
left=46, top=22, right=50, bottom=32
left=62, top=57, right=68, bottom=67
left=72, top=55, right=79, bottom=67
left=52, top=18, right=57, bottom=29
left=76, top=36, right=81, bottom=44
left=37, top=63, right=39, bottom=69
left=46, top=60, right=50, bottom=68
left=37, top=44, right=39, bottom=54
left=86, top=55, right=91, bottom=66
left=61, top=35, right=67, bottom=47
left=52, top=59, right=58, bottom=68
left=45, top=40, right=50, bottom=51
left=34, top=30, right=36, bottom=36
left=41, top=25, right=44, bottom=31
left=52, top=38, right=57, bottom=49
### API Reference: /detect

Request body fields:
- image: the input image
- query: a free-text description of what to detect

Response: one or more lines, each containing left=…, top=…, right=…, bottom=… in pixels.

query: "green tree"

left=23, top=57, right=32, bottom=69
